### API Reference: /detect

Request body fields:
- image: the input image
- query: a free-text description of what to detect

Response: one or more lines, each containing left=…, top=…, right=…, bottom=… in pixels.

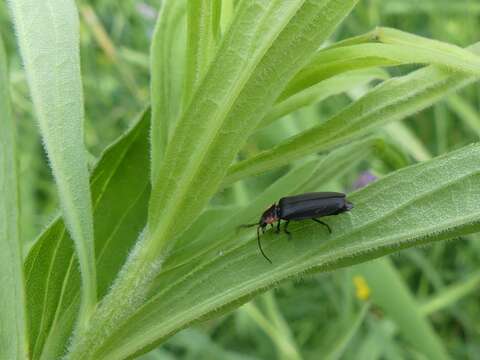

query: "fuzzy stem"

left=67, top=231, right=162, bottom=360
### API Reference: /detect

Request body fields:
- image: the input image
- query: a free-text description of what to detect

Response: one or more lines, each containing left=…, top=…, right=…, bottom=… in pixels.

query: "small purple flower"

left=136, top=3, right=157, bottom=20
left=352, top=171, right=377, bottom=190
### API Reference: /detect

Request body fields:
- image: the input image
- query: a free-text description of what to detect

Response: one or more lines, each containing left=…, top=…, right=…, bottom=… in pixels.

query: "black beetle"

left=242, top=192, right=353, bottom=263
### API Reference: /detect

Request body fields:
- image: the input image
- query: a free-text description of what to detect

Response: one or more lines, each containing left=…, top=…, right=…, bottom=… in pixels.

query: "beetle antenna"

left=238, top=222, right=259, bottom=228
left=257, top=226, right=272, bottom=264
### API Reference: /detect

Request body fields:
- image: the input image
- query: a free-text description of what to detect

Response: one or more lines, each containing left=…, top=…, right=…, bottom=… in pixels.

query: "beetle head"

left=259, top=204, right=279, bottom=228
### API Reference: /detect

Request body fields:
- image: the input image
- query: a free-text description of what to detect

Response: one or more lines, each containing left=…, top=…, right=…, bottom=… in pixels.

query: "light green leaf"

left=383, top=122, right=432, bottom=162
left=379, top=0, right=480, bottom=15
left=0, top=32, right=28, bottom=360
left=9, top=0, right=97, bottom=327
left=282, top=43, right=405, bottom=100
left=224, top=44, right=480, bottom=185
left=24, top=111, right=151, bottom=360
left=241, top=300, right=301, bottom=360
left=90, top=143, right=480, bottom=360
left=261, top=68, right=388, bottom=128
left=420, top=270, right=480, bottom=316
left=183, top=0, right=222, bottom=107
left=372, top=27, right=480, bottom=74
left=446, top=94, right=480, bottom=138
left=282, top=27, right=480, bottom=101
left=323, top=304, right=369, bottom=360
left=150, top=0, right=186, bottom=182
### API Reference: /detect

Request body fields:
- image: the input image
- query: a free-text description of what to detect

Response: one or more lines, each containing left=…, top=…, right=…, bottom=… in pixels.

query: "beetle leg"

left=312, top=218, right=332, bottom=233
left=284, top=220, right=291, bottom=239
left=275, top=220, right=281, bottom=234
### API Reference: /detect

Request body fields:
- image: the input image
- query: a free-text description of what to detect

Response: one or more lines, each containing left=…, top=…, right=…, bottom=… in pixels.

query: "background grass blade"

left=241, top=299, right=302, bottom=360
left=224, top=43, right=480, bottom=185
left=23, top=111, right=150, bottom=360
left=323, top=303, right=369, bottom=360
left=446, top=94, right=480, bottom=138
left=420, top=270, right=480, bottom=316
left=383, top=122, right=432, bottom=162
left=355, top=259, right=450, bottom=360
left=88, top=143, right=480, bottom=360
left=0, top=32, right=28, bottom=360
left=8, top=0, right=97, bottom=329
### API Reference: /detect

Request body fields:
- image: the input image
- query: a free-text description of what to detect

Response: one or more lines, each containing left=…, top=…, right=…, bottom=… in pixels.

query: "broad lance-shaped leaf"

left=150, top=0, right=186, bottom=182
left=90, top=143, right=480, bottom=360
left=0, top=33, right=28, bottom=360
left=224, top=43, right=480, bottom=185
left=68, top=2, right=360, bottom=359
left=9, top=0, right=97, bottom=326
left=24, top=111, right=150, bottom=360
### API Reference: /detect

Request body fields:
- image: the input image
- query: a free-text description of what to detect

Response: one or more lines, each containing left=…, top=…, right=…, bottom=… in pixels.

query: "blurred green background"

left=1, top=0, right=480, bottom=359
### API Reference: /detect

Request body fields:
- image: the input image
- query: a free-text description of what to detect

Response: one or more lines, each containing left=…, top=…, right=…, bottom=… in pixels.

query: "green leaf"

left=150, top=0, right=187, bottom=182
left=24, top=111, right=150, bottom=360
left=9, top=0, right=97, bottom=327
left=323, top=304, right=369, bottom=360
left=0, top=32, right=28, bottom=360
left=372, top=27, right=480, bottom=75
left=183, top=0, right=222, bottom=107
left=260, top=68, right=389, bottom=128
left=446, top=94, right=480, bottom=138
left=224, top=43, right=480, bottom=185
left=282, top=43, right=406, bottom=99
left=89, top=143, right=480, bottom=360
left=281, top=27, right=480, bottom=101
left=420, top=270, right=480, bottom=316
left=379, top=0, right=480, bottom=15
left=68, top=2, right=360, bottom=359
left=241, top=300, right=301, bottom=360
left=383, top=122, right=432, bottom=161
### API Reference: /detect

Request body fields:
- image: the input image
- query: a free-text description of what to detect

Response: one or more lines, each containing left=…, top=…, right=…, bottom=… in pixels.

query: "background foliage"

left=1, top=0, right=480, bottom=359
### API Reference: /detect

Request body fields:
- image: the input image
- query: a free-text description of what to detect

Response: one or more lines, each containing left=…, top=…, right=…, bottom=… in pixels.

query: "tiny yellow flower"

left=353, top=275, right=370, bottom=301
